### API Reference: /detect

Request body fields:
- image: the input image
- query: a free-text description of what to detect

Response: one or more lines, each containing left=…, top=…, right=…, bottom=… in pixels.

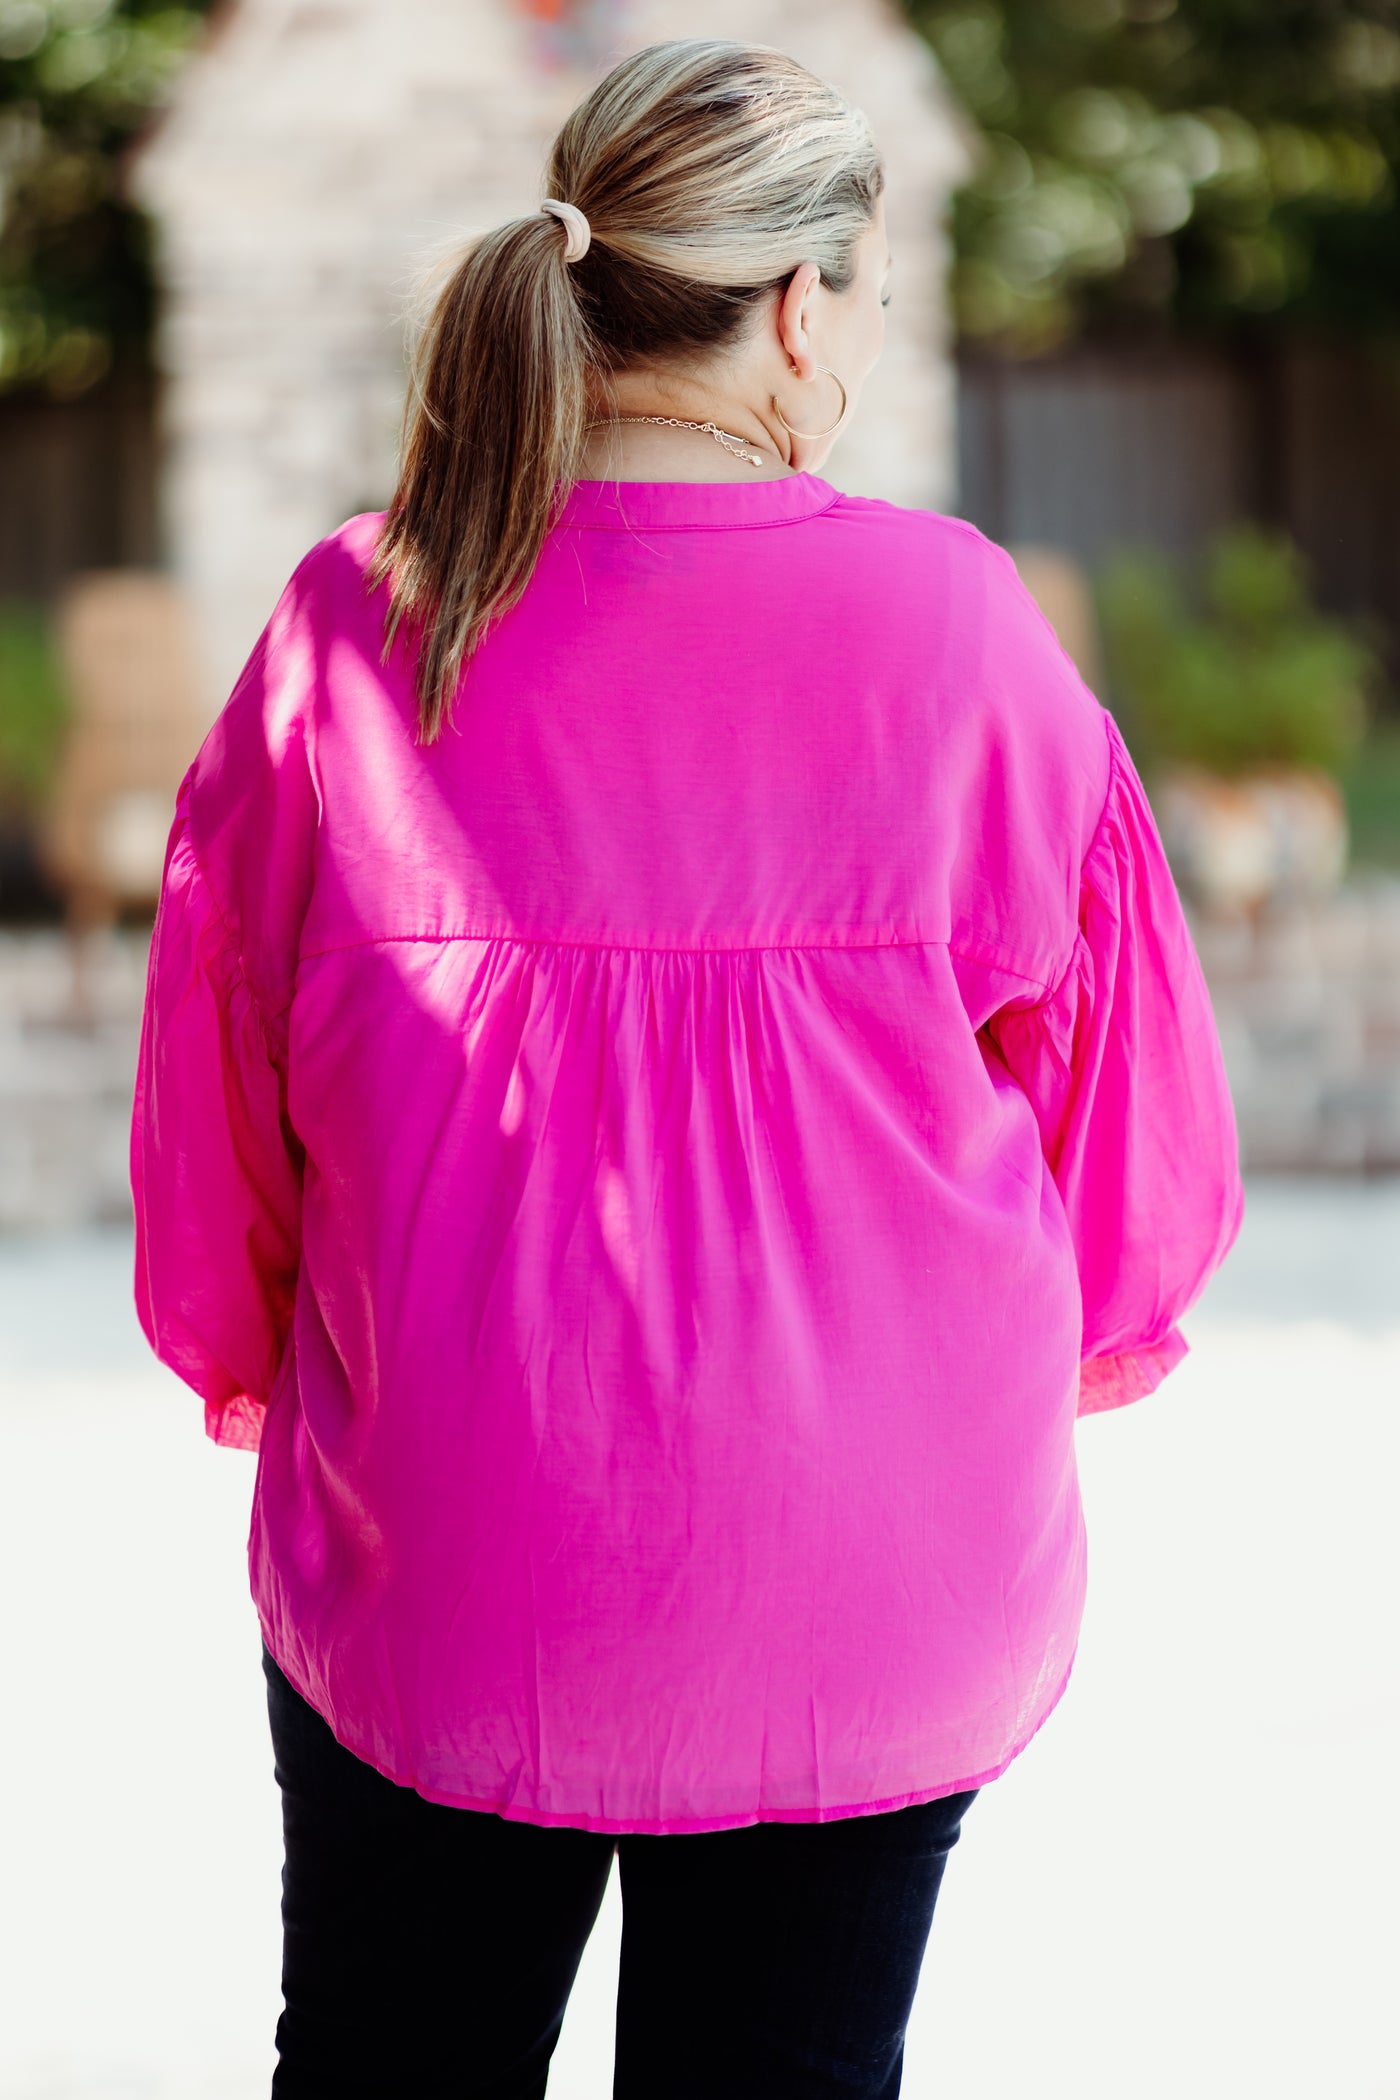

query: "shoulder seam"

left=930, top=512, right=1003, bottom=553
left=1090, top=703, right=1125, bottom=857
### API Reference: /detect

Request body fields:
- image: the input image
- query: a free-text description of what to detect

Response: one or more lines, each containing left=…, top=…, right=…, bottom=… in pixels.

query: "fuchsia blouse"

left=131, top=473, right=1244, bottom=1835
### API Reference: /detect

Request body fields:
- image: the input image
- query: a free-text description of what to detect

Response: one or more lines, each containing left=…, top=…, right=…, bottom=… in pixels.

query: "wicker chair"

left=41, top=571, right=205, bottom=1017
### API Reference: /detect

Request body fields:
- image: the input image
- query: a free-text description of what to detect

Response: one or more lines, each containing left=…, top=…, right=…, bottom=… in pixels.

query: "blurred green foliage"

left=0, top=597, right=67, bottom=809
left=0, top=0, right=213, bottom=398
left=906, top=0, right=1400, bottom=352
left=1336, top=718, right=1400, bottom=869
left=1098, top=526, right=1376, bottom=773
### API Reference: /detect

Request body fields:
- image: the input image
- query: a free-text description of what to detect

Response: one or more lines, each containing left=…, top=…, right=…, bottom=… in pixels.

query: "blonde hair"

left=367, top=38, right=884, bottom=742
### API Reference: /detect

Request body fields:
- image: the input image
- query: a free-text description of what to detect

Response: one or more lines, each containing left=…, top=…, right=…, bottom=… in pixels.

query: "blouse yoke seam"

left=292, top=925, right=1057, bottom=992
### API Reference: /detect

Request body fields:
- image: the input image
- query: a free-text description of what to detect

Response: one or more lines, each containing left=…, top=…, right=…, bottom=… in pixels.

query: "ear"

left=776, top=263, right=822, bottom=382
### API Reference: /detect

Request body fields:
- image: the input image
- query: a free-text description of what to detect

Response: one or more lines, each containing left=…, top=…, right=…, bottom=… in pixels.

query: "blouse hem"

left=256, top=1625, right=1079, bottom=1837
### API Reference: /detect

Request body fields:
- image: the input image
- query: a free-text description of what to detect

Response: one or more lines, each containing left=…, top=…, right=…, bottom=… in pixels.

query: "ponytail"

left=367, top=208, right=602, bottom=743
left=369, top=38, right=882, bottom=744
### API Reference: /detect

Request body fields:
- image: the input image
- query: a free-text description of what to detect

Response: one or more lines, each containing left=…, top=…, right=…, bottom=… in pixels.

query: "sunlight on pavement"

left=1, top=1176, right=1396, bottom=2099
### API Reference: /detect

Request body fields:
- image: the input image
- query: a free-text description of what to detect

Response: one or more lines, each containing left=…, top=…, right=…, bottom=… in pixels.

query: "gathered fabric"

left=131, top=473, right=1244, bottom=1834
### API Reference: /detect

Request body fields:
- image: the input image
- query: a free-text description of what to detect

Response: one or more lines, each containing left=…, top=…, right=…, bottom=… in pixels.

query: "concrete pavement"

left=1, top=1176, right=1396, bottom=2098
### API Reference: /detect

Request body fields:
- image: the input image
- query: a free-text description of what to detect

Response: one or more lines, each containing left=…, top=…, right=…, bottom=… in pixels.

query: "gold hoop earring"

left=772, top=364, right=848, bottom=441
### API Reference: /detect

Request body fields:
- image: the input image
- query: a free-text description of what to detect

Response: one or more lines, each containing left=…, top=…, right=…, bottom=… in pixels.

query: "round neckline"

left=554, top=471, right=841, bottom=531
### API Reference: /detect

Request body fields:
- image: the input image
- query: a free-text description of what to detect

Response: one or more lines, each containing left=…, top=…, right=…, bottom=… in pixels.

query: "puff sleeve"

left=987, top=706, right=1245, bottom=1417
left=130, top=771, right=303, bottom=1452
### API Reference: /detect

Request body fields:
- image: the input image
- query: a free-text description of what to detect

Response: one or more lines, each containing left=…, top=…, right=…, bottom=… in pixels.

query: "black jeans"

left=263, top=1642, right=978, bottom=2100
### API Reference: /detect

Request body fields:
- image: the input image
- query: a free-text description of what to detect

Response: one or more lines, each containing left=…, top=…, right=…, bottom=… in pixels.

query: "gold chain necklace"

left=583, top=414, right=772, bottom=469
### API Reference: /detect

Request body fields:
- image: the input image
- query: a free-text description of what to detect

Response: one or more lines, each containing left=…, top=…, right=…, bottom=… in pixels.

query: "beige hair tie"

left=541, top=199, right=591, bottom=263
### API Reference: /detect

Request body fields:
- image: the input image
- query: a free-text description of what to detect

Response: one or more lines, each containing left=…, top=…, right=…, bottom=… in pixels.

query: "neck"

left=582, top=364, right=794, bottom=482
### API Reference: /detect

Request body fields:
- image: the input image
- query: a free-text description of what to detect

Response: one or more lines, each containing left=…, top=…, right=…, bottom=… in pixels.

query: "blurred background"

left=1, top=4, right=1397, bottom=2097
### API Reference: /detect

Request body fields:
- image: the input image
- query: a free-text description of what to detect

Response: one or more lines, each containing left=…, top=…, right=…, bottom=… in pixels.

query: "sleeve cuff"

left=1077, top=1326, right=1190, bottom=1417
left=204, top=1392, right=266, bottom=1451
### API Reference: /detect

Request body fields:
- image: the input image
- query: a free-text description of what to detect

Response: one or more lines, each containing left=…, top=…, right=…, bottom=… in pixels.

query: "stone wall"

left=4, top=877, right=1398, bottom=1232
left=1189, top=874, right=1400, bottom=1174
left=0, top=930, right=148, bottom=1234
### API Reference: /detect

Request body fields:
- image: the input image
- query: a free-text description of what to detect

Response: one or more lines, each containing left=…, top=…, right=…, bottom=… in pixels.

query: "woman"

left=131, top=36, right=1244, bottom=2100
